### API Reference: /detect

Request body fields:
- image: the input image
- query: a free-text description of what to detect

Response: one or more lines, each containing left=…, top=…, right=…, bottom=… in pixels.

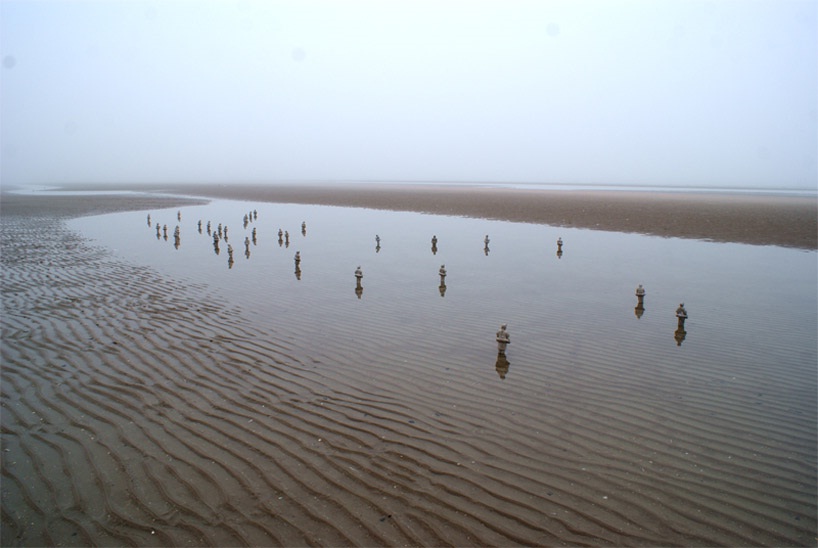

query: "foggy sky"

left=1, top=0, right=816, bottom=189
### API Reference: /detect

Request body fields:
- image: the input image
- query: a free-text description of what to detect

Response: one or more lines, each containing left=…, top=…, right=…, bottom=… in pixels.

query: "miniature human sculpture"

left=294, top=251, right=301, bottom=264
left=198, top=220, right=202, bottom=233
left=676, top=303, right=688, bottom=323
left=284, top=231, right=289, bottom=245
left=213, top=232, right=219, bottom=243
left=252, top=227, right=257, bottom=243
left=439, top=264, right=447, bottom=278
left=484, top=235, right=490, bottom=245
left=302, top=221, right=307, bottom=234
left=147, top=214, right=151, bottom=225
left=243, top=214, right=249, bottom=229
left=636, top=284, right=645, bottom=298
left=557, top=237, right=563, bottom=247
left=278, top=228, right=283, bottom=238
left=156, top=224, right=161, bottom=236
left=496, top=324, right=510, bottom=354
left=227, top=244, right=234, bottom=258
left=432, top=235, right=438, bottom=245
left=253, top=210, right=258, bottom=220
left=218, top=223, right=223, bottom=238
left=207, top=221, right=211, bottom=234
left=224, top=226, right=229, bottom=239
left=177, top=210, right=181, bottom=221
left=354, top=266, right=364, bottom=298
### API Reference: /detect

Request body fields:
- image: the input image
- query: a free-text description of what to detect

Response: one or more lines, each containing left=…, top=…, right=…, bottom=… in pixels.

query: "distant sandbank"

left=49, top=182, right=817, bottom=249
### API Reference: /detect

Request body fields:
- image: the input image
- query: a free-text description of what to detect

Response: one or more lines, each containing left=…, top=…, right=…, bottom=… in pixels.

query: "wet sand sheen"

left=2, top=191, right=816, bottom=546
left=59, top=182, right=818, bottom=249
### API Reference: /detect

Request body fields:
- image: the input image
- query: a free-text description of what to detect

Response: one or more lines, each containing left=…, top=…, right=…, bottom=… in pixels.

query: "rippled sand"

left=1, top=190, right=816, bottom=546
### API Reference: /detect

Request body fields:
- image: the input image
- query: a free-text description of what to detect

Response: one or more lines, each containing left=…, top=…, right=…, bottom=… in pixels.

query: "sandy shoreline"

left=49, top=182, right=818, bottom=249
left=2, top=190, right=816, bottom=546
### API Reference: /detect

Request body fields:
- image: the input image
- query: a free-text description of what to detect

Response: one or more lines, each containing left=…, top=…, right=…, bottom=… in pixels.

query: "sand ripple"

left=2, top=199, right=815, bottom=546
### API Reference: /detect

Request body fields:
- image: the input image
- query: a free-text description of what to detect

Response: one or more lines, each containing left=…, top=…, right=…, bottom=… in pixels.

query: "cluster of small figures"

left=149, top=210, right=310, bottom=270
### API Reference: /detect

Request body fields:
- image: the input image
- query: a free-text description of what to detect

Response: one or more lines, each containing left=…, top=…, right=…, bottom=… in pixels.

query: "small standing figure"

left=284, top=231, right=290, bottom=247
left=253, top=209, right=258, bottom=220
left=198, top=219, right=202, bottom=233
left=207, top=221, right=211, bottom=235
left=635, top=284, right=646, bottom=319
left=556, top=237, right=564, bottom=259
left=431, top=235, right=438, bottom=255
left=496, top=324, right=510, bottom=354
left=676, top=303, right=688, bottom=325
left=223, top=225, right=229, bottom=240
left=243, top=214, right=249, bottom=229
left=218, top=223, right=223, bottom=238
left=301, top=221, right=307, bottom=235
left=294, top=251, right=301, bottom=264
left=252, top=227, right=257, bottom=244
left=177, top=210, right=181, bottom=221
left=147, top=213, right=151, bottom=226
left=484, top=235, right=490, bottom=246
left=439, top=264, right=447, bottom=279
left=163, top=225, right=168, bottom=240
left=354, top=266, right=364, bottom=298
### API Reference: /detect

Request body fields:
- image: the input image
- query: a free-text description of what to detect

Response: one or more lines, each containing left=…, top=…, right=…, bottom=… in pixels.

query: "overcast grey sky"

left=1, top=0, right=816, bottom=189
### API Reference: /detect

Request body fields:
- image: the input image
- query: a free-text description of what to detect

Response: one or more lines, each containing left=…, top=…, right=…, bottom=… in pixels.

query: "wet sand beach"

left=65, top=182, right=817, bottom=249
left=1, top=188, right=816, bottom=547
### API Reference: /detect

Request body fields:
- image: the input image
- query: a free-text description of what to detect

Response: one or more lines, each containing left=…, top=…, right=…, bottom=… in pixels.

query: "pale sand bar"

left=64, top=182, right=817, bottom=249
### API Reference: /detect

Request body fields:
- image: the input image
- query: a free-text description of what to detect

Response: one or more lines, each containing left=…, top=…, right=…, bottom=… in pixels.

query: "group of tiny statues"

left=149, top=210, right=310, bottom=270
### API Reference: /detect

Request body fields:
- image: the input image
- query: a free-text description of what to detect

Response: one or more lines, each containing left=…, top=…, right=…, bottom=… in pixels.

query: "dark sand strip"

left=60, top=182, right=817, bottom=249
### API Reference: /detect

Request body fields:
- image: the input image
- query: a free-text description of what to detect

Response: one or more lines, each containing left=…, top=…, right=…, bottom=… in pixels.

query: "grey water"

left=68, top=198, right=817, bottom=390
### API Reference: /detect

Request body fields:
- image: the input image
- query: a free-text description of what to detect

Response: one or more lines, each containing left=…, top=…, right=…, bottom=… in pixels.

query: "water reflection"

left=495, top=352, right=510, bottom=379
left=302, top=221, right=307, bottom=236
left=484, top=234, right=490, bottom=255
left=431, top=235, right=438, bottom=255
left=439, top=264, right=447, bottom=297
left=556, top=237, right=563, bottom=259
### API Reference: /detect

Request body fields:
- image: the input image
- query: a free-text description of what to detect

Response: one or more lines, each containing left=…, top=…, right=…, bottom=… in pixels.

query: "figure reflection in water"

left=227, top=244, right=234, bottom=268
left=556, top=237, right=563, bottom=259
left=285, top=231, right=290, bottom=247
left=302, top=221, right=307, bottom=236
left=173, top=226, right=180, bottom=249
left=375, top=234, right=381, bottom=253
left=163, top=225, right=168, bottom=240
left=495, top=352, right=510, bottom=379
left=207, top=221, right=212, bottom=235
left=278, top=229, right=283, bottom=247
left=147, top=213, right=151, bottom=226
left=295, top=266, right=302, bottom=280
left=431, top=235, right=438, bottom=255
left=484, top=234, right=490, bottom=255
left=674, top=303, right=688, bottom=346
left=156, top=224, right=161, bottom=240
left=438, top=264, right=447, bottom=297
left=252, top=227, right=257, bottom=245
left=635, top=284, right=646, bottom=319
left=355, top=266, right=364, bottom=299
